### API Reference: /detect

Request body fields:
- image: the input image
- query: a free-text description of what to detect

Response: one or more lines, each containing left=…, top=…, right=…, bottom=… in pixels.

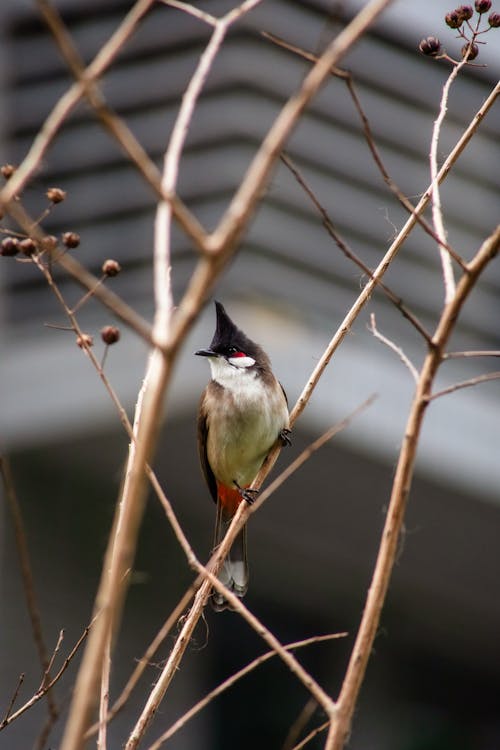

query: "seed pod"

left=46, top=187, right=67, bottom=204
left=101, top=325, right=120, bottom=345
left=62, top=231, right=80, bottom=248
left=461, top=41, right=479, bottom=59
left=456, top=4, right=474, bottom=20
left=76, top=333, right=93, bottom=349
left=1, top=237, right=19, bottom=256
left=1, top=164, right=16, bottom=179
left=19, top=238, right=37, bottom=256
left=475, top=0, right=492, bottom=12
left=102, top=259, right=121, bottom=277
left=418, top=36, right=442, bottom=57
left=445, top=10, right=463, bottom=27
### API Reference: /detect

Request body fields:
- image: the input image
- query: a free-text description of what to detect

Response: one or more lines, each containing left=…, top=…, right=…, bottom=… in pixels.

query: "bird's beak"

left=195, top=348, right=217, bottom=357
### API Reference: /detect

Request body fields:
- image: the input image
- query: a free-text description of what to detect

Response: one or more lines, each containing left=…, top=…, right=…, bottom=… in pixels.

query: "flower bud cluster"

left=419, top=1, right=499, bottom=62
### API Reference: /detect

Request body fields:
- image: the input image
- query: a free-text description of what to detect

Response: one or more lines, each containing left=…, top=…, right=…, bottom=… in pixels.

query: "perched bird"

left=196, top=301, right=290, bottom=610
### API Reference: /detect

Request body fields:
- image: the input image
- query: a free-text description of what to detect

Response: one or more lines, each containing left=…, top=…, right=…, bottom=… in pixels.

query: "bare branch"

left=282, top=698, right=318, bottom=750
left=263, top=32, right=467, bottom=271
left=281, top=152, right=434, bottom=345
left=1, top=674, right=25, bottom=726
left=369, top=313, right=419, bottom=384
left=0, top=623, right=92, bottom=730
left=428, top=370, right=500, bottom=401
left=0, top=456, right=58, bottom=725
left=429, top=60, right=468, bottom=302
left=325, top=224, right=500, bottom=750
left=0, top=0, right=155, bottom=208
left=147, top=635, right=346, bottom=750
left=35, top=0, right=208, bottom=253
left=443, top=350, right=500, bottom=359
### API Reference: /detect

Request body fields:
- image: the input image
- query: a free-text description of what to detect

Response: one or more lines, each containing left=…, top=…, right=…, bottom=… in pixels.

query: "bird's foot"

left=233, top=481, right=259, bottom=505
left=279, top=428, right=292, bottom=446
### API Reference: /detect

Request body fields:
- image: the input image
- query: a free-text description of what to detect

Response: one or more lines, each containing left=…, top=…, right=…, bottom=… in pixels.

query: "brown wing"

left=197, top=388, right=218, bottom=503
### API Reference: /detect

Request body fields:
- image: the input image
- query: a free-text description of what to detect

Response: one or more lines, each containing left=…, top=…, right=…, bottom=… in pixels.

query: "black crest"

left=196, top=301, right=270, bottom=367
left=210, top=301, right=256, bottom=355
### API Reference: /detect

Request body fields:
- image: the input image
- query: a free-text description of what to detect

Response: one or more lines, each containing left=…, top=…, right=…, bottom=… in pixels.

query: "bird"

left=196, top=301, right=290, bottom=611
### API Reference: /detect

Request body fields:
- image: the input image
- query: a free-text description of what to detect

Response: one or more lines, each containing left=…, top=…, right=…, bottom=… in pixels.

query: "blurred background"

left=1, top=0, right=500, bottom=748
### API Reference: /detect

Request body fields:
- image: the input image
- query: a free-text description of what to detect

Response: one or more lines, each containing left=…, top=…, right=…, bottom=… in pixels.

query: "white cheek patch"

left=228, top=356, right=255, bottom=368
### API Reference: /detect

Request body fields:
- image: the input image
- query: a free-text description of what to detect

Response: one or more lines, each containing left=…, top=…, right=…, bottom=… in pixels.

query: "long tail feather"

left=211, top=495, right=249, bottom=612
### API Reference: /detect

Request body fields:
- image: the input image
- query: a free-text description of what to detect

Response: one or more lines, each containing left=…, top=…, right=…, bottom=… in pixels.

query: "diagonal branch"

left=147, top=635, right=346, bottom=750
left=325, top=224, right=500, bottom=750
left=281, top=152, right=433, bottom=345
left=0, top=0, right=155, bottom=208
left=35, top=0, right=207, bottom=253
left=262, top=31, right=467, bottom=270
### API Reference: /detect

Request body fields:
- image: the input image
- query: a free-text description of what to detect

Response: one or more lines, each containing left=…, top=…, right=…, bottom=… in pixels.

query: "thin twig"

left=429, top=58, right=468, bottom=302
left=147, top=635, right=345, bottom=750
left=0, top=0, right=156, bottom=207
left=263, top=32, right=467, bottom=270
left=428, top=370, right=500, bottom=400
left=282, top=697, right=318, bottom=750
left=291, top=720, right=329, bottom=750
left=1, top=674, right=25, bottom=726
left=443, top=350, right=500, bottom=359
left=369, top=313, right=419, bottom=384
left=324, top=225, right=500, bottom=750
left=0, top=622, right=92, bottom=730
left=281, top=152, right=433, bottom=345
left=0, top=457, right=58, bottom=725
left=35, top=0, right=207, bottom=253
left=8, top=200, right=155, bottom=346
left=159, top=0, right=218, bottom=26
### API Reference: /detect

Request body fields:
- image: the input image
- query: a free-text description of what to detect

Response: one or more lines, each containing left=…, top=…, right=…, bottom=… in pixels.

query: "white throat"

left=208, top=356, right=257, bottom=389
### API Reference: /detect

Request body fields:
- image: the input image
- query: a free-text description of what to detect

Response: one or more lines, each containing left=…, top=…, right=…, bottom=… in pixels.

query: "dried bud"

left=62, top=231, right=80, bottom=248
left=101, top=325, right=120, bottom=345
left=102, top=259, right=121, bottom=277
left=46, top=187, right=66, bottom=204
left=456, top=4, right=474, bottom=19
left=475, top=0, right=492, bottom=12
left=1, top=236, right=19, bottom=256
left=488, top=10, right=500, bottom=24
left=19, top=238, right=37, bottom=256
left=461, top=41, right=479, bottom=58
left=76, top=333, right=93, bottom=349
left=1, top=164, right=16, bottom=179
left=445, top=10, right=463, bottom=27
left=42, top=235, right=58, bottom=251
left=419, top=36, right=442, bottom=56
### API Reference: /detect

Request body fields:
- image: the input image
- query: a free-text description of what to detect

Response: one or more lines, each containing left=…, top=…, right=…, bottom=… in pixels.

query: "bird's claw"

left=234, top=481, right=259, bottom=505
left=279, top=428, right=292, bottom=446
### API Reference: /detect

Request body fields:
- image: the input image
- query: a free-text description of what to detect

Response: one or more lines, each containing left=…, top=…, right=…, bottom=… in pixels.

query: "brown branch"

left=282, top=698, right=318, bottom=750
left=1, top=674, right=25, bottom=727
left=35, top=0, right=208, bottom=254
left=7, top=200, right=155, bottom=346
left=325, top=225, right=500, bottom=750
left=291, top=720, right=329, bottom=750
left=147, top=635, right=346, bottom=750
left=428, top=370, right=500, bottom=400
left=263, top=32, right=467, bottom=271
left=0, top=0, right=156, bottom=208
left=0, top=623, right=92, bottom=730
left=281, top=152, right=434, bottom=345
left=443, top=349, right=500, bottom=359
left=0, top=457, right=58, bottom=726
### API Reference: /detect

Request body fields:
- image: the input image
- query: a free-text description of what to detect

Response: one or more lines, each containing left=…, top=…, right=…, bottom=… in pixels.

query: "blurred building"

left=1, top=1, right=499, bottom=748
